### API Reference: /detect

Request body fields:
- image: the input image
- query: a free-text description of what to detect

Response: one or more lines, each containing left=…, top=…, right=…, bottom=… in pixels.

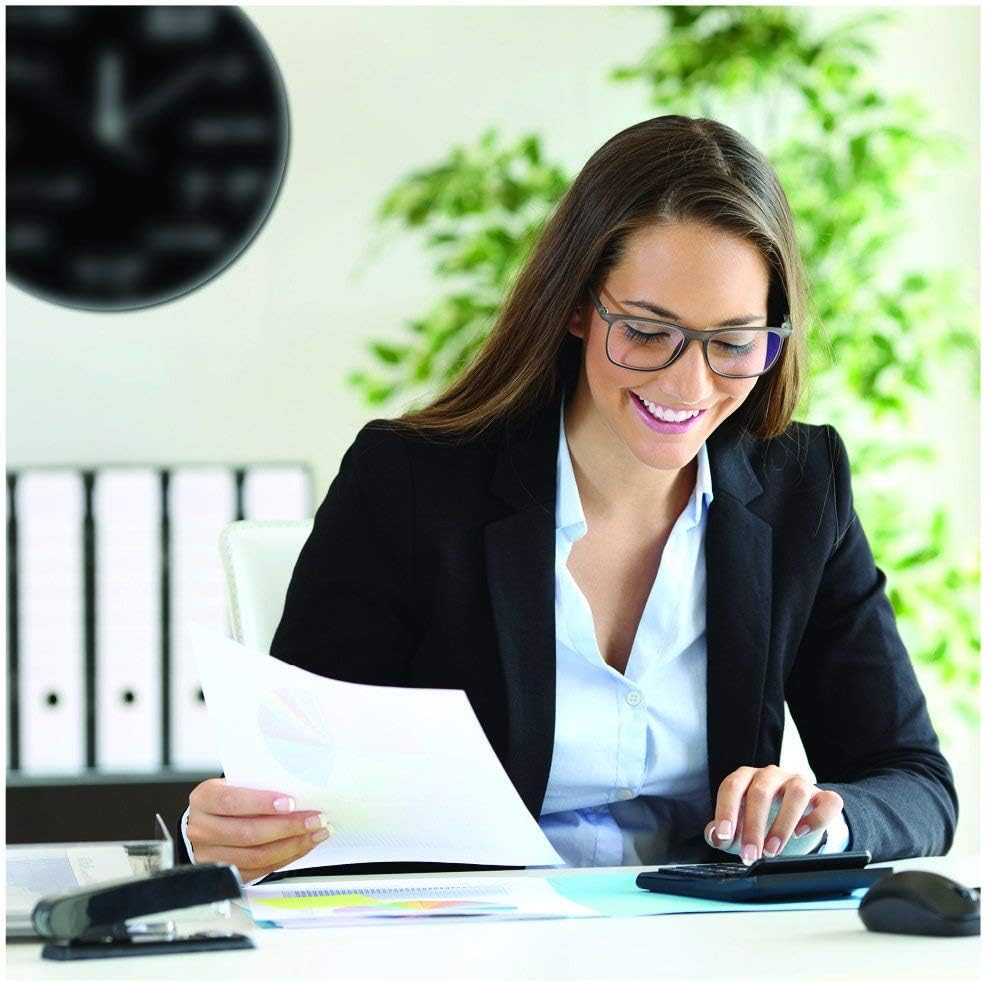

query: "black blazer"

left=205, top=397, right=956, bottom=871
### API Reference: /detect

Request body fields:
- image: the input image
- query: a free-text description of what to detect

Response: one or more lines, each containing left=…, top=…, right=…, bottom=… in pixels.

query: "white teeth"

left=638, top=396, right=700, bottom=423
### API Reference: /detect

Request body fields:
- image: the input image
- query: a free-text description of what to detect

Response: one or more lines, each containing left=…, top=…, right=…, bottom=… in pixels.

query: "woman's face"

left=568, top=221, right=771, bottom=474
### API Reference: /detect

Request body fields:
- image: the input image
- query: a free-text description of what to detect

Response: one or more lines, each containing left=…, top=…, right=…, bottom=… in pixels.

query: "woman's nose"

left=660, top=338, right=715, bottom=404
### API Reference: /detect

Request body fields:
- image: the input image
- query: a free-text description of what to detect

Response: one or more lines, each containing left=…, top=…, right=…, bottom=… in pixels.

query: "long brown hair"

left=389, top=116, right=809, bottom=441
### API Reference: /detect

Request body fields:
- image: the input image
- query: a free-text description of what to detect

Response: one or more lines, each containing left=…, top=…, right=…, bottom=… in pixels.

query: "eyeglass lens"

left=607, top=321, right=784, bottom=377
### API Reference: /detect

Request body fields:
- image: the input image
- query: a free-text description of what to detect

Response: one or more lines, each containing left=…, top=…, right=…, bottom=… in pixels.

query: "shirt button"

left=615, top=788, right=633, bottom=801
left=625, top=690, right=643, bottom=707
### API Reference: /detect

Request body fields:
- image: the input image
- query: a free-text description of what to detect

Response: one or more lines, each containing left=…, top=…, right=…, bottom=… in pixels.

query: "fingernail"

left=311, top=826, right=331, bottom=843
left=714, top=821, right=732, bottom=841
left=741, top=844, right=758, bottom=866
left=794, top=823, right=811, bottom=838
left=273, top=796, right=295, bottom=813
left=763, top=836, right=781, bottom=857
left=304, top=814, right=329, bottom=831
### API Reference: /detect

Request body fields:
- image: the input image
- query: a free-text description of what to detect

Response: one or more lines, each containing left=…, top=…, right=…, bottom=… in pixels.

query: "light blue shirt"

left=539, top=407, right=848, bottom=866
left=539, top=408, right=715, bottom=867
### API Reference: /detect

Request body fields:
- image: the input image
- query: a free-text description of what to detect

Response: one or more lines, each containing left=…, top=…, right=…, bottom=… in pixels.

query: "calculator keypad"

left=655, top=863, right=751, bottom=879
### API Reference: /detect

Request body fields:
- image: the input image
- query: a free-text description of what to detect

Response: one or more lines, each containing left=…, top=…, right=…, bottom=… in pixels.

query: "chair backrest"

left=219, top=519, right=314, bottom=653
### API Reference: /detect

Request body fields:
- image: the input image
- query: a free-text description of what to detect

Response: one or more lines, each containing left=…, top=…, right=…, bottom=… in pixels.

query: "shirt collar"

left=688, top=440, right=714, bottom=528
left=556, top=402, right=714, bottom=536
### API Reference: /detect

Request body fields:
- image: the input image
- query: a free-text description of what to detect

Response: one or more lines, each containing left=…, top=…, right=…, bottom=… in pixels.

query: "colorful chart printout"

left=256, top=687, right=334, bottom=787
left=243, top=879, right=593, bottom=925
left=258, top=890, right=516, bottom=917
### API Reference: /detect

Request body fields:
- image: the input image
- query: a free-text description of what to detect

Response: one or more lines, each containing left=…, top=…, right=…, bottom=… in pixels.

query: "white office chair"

left=219, top=518, right=314, bottom=653
left=217, top=517, right=815, bottom=780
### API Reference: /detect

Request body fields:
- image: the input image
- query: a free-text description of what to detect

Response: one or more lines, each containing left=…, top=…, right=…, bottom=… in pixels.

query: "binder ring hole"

left=44, top=691, right=59, bottom=707
left=121, top=689, right=137, bottom=704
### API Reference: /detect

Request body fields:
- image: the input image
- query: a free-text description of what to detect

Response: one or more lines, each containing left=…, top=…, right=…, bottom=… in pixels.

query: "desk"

left=7, top=856, right=979, bottom=981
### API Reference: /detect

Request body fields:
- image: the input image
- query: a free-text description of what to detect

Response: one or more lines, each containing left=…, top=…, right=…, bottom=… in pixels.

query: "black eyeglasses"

left=589, top=289, right=792, bottom=379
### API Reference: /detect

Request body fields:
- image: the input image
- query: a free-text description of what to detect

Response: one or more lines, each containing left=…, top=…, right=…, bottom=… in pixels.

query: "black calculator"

left=636, top=851, right=891, bottom=902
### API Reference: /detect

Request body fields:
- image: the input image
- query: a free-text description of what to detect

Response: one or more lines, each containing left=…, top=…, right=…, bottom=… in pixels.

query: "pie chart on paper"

left=257, top=687, right=335, bottom=787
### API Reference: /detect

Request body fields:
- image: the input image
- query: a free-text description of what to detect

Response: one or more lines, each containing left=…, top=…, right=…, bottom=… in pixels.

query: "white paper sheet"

left=6, top=845, right=133, bottom=933
left=190, top=626, right=564, bottom=870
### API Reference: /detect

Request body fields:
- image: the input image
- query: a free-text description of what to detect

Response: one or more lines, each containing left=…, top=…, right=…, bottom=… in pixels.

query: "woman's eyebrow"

left=622, top=299, right=767, bottom=327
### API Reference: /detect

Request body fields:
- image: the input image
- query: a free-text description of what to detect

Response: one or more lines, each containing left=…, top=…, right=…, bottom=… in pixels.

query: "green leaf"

left=370, top=342, right=409, bottom=366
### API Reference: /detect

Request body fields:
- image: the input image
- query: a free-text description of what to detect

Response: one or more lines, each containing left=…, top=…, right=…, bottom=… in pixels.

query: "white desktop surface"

left=7, top=856, right=979, bottom=981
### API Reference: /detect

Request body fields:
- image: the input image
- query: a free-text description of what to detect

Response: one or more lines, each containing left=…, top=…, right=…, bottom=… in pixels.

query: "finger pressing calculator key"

left=637, top=852, right=890, bottom=902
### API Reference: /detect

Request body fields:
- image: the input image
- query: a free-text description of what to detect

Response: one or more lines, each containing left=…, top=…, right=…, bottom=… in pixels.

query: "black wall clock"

left=6, top=5, right=290, bottom=311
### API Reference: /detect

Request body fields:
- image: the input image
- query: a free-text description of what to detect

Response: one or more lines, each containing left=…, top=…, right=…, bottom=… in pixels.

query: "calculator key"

left=657, top=864, right=750, bottom=879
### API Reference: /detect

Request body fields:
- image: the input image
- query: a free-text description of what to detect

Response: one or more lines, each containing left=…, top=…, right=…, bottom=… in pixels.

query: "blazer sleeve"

left=269, top=424, right=421, bottom=684
left=263, top=428, right=508, bottom=879
left=784, top=426, right=958, bottom=861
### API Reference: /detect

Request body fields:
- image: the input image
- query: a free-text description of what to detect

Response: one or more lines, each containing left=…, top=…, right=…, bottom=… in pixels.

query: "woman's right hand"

left=187, top=778, right=332, bottom=883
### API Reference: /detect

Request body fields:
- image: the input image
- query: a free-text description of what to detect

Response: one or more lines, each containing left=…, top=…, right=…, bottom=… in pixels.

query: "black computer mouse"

left=858, top=871, right=980, bottom=937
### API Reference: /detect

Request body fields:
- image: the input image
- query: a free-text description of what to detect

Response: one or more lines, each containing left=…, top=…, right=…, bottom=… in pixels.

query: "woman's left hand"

left=704, top=765, right=845, bottom=865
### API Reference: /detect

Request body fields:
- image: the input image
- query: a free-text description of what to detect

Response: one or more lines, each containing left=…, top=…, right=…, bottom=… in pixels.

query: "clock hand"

left=9, top=76, right=140, bottom=166
left=95, top=48, right=128, bottom=147
left=126, top=60, right=211, bottom=131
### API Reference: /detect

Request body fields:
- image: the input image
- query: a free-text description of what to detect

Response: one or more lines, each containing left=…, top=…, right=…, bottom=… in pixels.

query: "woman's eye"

left=622, top=322, right=674, bottom=343
left=711, top=331, right=758, bottom=354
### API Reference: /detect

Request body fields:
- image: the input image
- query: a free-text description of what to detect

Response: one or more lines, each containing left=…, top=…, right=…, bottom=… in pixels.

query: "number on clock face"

left=6, top=5, right=289, bottom=311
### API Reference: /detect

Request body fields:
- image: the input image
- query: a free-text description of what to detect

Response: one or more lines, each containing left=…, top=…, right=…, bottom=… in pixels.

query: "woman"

left=181, top=116, right=956, bottom=884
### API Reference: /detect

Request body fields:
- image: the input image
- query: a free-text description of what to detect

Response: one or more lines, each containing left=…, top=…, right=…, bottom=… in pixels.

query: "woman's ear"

left=567, top=304, right=587, bottom=339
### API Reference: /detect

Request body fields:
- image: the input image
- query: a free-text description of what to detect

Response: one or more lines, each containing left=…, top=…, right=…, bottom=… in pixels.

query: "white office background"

left=5, top=6, right=979, bottom=853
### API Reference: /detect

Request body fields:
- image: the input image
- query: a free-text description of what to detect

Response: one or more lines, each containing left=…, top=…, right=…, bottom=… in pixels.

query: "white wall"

left=6, top=5, right=979, bottom=849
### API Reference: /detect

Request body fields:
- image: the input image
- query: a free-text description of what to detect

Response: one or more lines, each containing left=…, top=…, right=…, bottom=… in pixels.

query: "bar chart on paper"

left=245, top=877, right=595, bottom=927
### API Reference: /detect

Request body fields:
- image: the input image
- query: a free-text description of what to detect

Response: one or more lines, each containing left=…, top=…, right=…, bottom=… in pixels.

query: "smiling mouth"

left=634, top=393, right=705, bottom=423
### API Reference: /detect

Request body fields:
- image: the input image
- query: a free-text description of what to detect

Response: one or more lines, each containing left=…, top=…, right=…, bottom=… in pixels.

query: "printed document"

left=245, top=876, right=594, bottom=926
left=191, top=627, right=564, bottom=871
left=6, top=845, right=132, bottom=936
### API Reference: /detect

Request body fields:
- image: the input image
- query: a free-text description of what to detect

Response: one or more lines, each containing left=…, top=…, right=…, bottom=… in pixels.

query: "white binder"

left=93, top=468, right=162, bottom=772
left=17, top=471, right=86, bottom=775
left=242, top=465, right=311, bottom=519
left=169, top=467, right=235, bottom=771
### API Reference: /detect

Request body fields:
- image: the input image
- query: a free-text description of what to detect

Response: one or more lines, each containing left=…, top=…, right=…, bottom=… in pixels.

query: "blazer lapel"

left=484, top=403, right=560, bottom=819
left=481, top=407, right=776, bottom=821
left=705, top=429, right=773, bottom=804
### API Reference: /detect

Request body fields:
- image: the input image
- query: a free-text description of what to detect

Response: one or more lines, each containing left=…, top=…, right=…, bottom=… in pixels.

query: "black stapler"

left=32, top=863, right=255, bottom=960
